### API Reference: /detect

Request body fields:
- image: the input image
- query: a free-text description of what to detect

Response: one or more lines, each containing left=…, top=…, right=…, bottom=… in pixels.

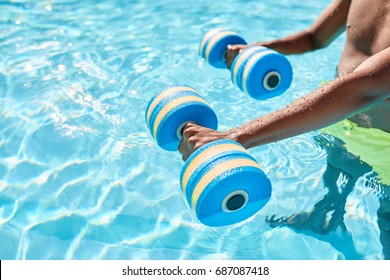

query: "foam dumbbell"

left=145, top=84, right=218, bottom=151
left=199, top=29, right=293, bottom=100
left=145, top=85, right=272, bottom=226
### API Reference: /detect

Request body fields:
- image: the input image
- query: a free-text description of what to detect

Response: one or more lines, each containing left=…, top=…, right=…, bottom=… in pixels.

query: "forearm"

left=255, top=0, right=350, bottom=55
left=229, top=71, right=388, bottom=149
left=254, top=30, right=317, bottom=55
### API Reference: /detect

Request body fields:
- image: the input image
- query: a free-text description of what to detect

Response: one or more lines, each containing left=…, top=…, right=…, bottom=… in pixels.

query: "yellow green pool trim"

left=322, top=119, right=390, bottom=185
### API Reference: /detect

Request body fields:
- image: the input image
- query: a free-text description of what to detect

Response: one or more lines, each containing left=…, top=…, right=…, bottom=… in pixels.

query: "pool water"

left=0, top=0, right=387, bottom=259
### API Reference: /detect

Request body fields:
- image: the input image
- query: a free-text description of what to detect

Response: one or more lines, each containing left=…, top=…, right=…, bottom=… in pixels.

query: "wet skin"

left=179, top=0, right=390, bottom=161
left=340, top=0, right=390, bottom=131
left=179, top=0, right=390, bottom=259
left=225, top=0, right=390, bottom=132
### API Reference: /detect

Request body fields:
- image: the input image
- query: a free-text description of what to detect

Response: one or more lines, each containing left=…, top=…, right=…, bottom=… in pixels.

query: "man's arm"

left=225, top=0, right=351, bottom=67
left=261, top=0, right=351, bottom=53
left=180, top=47, right=390, bottom=160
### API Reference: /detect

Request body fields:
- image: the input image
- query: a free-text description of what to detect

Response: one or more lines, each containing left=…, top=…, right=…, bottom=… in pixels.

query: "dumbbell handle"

left=146, top=85, right=218, bottom=151
left=200, top=29, right=247, bottom=69
left=200, top=29, right=292, bottom=99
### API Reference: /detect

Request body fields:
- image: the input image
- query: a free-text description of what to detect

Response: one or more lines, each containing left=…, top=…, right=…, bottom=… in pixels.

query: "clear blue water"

left=0, top=0, right=387, bottom=259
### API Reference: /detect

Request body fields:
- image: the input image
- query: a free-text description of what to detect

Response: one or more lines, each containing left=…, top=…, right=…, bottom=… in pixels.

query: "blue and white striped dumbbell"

left=145, top=85, right=272, bottom=226
left=199, top=29, right=293, bottom=100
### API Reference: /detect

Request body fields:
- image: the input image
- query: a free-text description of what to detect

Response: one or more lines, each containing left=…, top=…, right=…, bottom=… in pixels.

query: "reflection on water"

left=0, top=0, right=387, bottom=259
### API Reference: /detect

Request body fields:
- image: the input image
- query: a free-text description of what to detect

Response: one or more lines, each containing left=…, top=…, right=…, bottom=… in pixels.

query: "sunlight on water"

left=0, top=0, right=387, bottom=260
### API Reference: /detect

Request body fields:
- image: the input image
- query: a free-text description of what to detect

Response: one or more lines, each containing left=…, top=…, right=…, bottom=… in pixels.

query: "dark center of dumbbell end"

left=266, top=74, right=280, bottom=89
left=179, top=126, right=186, bottom=137
left=226, top=194, right=246, bottom=211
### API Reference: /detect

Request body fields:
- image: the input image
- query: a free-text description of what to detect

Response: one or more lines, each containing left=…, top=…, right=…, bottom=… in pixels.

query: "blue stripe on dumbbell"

left=145, top=85, right=198, bottom=130
left=200, top=30, right=247, bottom=69
left=180, top=139, right=247, bottom=177
left=147, top=89, right=202, bottom=136
left=184, top=152, right=257, bottom=205
left=194, top=164, right=272, bottom=227
left=186, top=149, right=259, bottom=202
left=241, top=48, right=293, bottom=99
left=207, top=33, right=247, bottom=68
left=181, top=147, right=254, bottom=203
left=179, top=139, right=272, bottom=227
left=199, top=28, right=225, bottom=58
left=155, top=100, right=217, bottom=151
left=239, top=47, right=275, bottom=93
left=146, top=85, right=217, bottom=151
left=231, top=46, right=269, bottom=91
left=200, top=29, right=232, bottom=62
left=180, top=139, right=249, bottom=191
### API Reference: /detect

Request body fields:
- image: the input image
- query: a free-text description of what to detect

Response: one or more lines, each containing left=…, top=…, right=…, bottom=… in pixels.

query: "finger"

left=181, top=122, right=199, bottom=138
left=227, top=44, right=241, bottom=51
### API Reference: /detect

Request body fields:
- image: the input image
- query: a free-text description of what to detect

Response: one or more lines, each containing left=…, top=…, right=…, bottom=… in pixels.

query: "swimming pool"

left=0, top=0, right=387, bottom=259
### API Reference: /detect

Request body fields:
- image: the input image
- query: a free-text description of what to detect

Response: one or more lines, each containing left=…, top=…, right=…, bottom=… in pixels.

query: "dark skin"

left=179, top=0, right=390, bottom=160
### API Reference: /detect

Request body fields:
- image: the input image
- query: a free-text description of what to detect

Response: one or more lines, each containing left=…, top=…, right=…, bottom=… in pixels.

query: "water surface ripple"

left=0, top=0, right=384, bottom=259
